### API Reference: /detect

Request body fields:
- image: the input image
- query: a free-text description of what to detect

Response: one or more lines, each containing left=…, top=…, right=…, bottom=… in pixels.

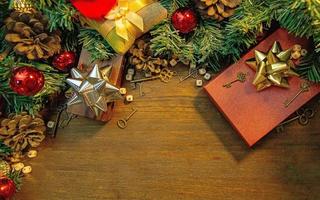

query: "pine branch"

left=39, top=0, right=77, bottom=32
left=8, top=170, right=22, bottom=191
left=78, top=28, right=116, bottom=61
left=192, top=19, right=225, bottom=72
left=221, top=0, right=273, bottom=60
left=297, top=52, right=320, bottom=83
left=160, top=0, right=190, bottom=13
left=0, top=141, right=12, bottom=159
left=150, top=20, right=195, bottom=63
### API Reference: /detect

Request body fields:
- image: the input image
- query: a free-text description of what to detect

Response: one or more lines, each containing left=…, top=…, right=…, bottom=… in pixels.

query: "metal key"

left=276, top=108, right=315, bottom=132
left=51, top=104, right=67, bottom=138
left=179, top=67, right=199, bottom=83
left=131, top=68, right=176, bottom=83
left=223, top=72, right=248, bottom=88
left=284, top=82, right=310, bottom=108
left=117, top=108, right=138, bottom=129
left=59, top=113, right=78, bottom=128
left=137, top=83, right=145, bottom=97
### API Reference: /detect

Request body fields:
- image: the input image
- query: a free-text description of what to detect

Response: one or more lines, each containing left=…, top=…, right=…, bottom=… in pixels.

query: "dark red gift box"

left=204, top=28, right=320, bottom=147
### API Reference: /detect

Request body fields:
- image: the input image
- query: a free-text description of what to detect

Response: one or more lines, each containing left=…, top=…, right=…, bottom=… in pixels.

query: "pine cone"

left=128, top=39, right=168, bottom=74
left=196, top=0, right=241, bottom=21
left=4, top=10, right=61, bottom=60
left=0, top=112, right=46, bottom=153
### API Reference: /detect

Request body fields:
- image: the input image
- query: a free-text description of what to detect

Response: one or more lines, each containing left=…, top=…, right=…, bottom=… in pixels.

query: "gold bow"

left=105, top=0, right=147, bottom=41
left=246, top=41, right=299, bottom=91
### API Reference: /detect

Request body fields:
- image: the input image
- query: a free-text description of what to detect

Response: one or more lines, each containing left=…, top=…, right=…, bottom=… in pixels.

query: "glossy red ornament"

left=71, top=0, right=117, bottom=20
left=171, top=8, right=198, bottom=34
left=0, top=177, right=15, bottom=199
left=52, top=51, right=76, bottom=72
left=10, top=67, right=45, bottom=96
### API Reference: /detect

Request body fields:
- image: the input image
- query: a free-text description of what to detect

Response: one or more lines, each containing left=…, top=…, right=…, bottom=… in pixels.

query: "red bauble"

left=171, top=8, right=198, bottom=34
left=10, top=67, right=45, bottom=96
left=52, top=51, right=76, bottom=72
left=71, top=0, right=117, bottom=20
left=0, top=177, right=15, bottom=199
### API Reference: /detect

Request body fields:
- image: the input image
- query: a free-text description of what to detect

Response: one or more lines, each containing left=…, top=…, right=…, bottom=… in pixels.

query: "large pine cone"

left=4, top=10, right=61, bottom=60
left=0, top=112, right=46, bottom=153
left=196, top=0, right=241, bottom=21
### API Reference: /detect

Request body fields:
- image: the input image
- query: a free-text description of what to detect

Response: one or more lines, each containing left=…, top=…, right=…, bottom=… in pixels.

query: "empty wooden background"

left=15, top=68, right=320, bottom=200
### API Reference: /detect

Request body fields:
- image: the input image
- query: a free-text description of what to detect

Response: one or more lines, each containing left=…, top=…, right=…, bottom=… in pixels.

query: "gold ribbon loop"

left=246, top=41, right=299, bottom=91
left=105, top=0, right=146, bottom=41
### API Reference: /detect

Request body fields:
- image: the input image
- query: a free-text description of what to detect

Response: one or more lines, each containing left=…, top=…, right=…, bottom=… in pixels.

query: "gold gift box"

left=82, top=1, right=167, bottom=54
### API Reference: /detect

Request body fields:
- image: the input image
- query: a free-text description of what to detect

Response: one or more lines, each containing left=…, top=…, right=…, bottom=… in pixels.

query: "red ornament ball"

left=171, top=8, right=198, bottom=34
left=10, top=67, right=45, bottom=96
left=52, top=51, right=76, bottom=72
left=0, top=177, right=15, bottom=199
left=71, top=0, right=117, bottom=20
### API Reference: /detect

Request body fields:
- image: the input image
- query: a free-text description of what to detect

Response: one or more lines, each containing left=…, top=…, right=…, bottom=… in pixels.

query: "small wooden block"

left=47, top=121, right=55, bottom=128
left=119, top=88, right=127, bottom=95
left=126, top=95, right=134, bottom=102
left=169, top=59, right=178, bottom=67
left=204, top=73, right=212, bottom=81
left=22, top=166, right=32, bottom=174
left=196, top=80, right=203, bottom=87
left=126, top=74, right=133, bottom=81
left=127, top=68, right=135, bottom=75
left=198, top=68, right=207, bottom=75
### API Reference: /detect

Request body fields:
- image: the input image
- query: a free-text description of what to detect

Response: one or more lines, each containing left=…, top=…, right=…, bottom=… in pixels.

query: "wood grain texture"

left=15, top=67, right=320, bottom=200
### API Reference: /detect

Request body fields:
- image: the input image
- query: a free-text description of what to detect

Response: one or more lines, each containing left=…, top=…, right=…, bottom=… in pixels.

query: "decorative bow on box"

left=81, top=0, right=167, bottom=54
left=246, top=41, right=299, bottom=91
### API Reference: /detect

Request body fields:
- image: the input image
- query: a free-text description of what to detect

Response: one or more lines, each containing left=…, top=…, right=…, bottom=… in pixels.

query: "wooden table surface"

left=16, top=68, right=320, bottom=200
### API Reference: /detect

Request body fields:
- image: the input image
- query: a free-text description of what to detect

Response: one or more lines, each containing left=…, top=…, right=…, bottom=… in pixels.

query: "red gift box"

left=204, top=28, right=320, bottom=147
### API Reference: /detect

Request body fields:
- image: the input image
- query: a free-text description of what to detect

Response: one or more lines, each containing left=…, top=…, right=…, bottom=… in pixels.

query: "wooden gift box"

left=67, top=49, right=125, bottom=122
left=204, top=28, right=320, bottom=147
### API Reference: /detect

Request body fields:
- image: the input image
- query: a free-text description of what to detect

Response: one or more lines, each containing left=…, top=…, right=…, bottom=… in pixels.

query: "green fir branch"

left=39, top=0, right=77, bottom=32
left=0, top=141, right=12, bottom=159
left=221, top=0, right=273, bottom=60
left=160, top=0, right=190, bottom=13
left=8, top=170, right=22, bottom=191
left=297, top=52, right=320, bottom=83
left=78, top=28, right=116, bottom=61
left=192, top=19, right=224, bottom=71
left=150, top=20, right=195, bottom=63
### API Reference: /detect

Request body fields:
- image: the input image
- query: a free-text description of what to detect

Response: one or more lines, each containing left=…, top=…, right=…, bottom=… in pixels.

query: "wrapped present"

left=67, top=48, right=125, bottom=122
left=81, top=0, right=167, bottom=54
left=204, top=28, right=320, bottom=147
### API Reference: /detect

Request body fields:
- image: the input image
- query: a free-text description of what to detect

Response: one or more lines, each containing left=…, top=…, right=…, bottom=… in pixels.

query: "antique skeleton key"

left=284, top=82, right=310, bottom=108
left=137, top=83, right=145, bottom=97
left=223, top=72, right=248, bottom=88
left=117, top=108, right=138, bottom=129
left=276, top=108, right=315, bottom=133
left=131, top=68, right=176, bottom=83
left=179, top=67, right=200, bottom=83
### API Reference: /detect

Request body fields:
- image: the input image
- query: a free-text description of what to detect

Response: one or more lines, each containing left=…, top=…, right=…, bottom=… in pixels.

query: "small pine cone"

left=196, top=0, right=241, bottom=21
left=128, top=39, right=170, bottom=74
left=4, top=10, right=61, bottom=60
left=0, top=112, right=46, bottom=153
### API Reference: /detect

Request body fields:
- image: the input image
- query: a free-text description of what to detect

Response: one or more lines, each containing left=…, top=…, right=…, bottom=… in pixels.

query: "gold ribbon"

left=81, top=0, right=167, bottom=54
left=105, top=0, right=146, bottom=41
left=246, top=41, right=299, bottom=91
